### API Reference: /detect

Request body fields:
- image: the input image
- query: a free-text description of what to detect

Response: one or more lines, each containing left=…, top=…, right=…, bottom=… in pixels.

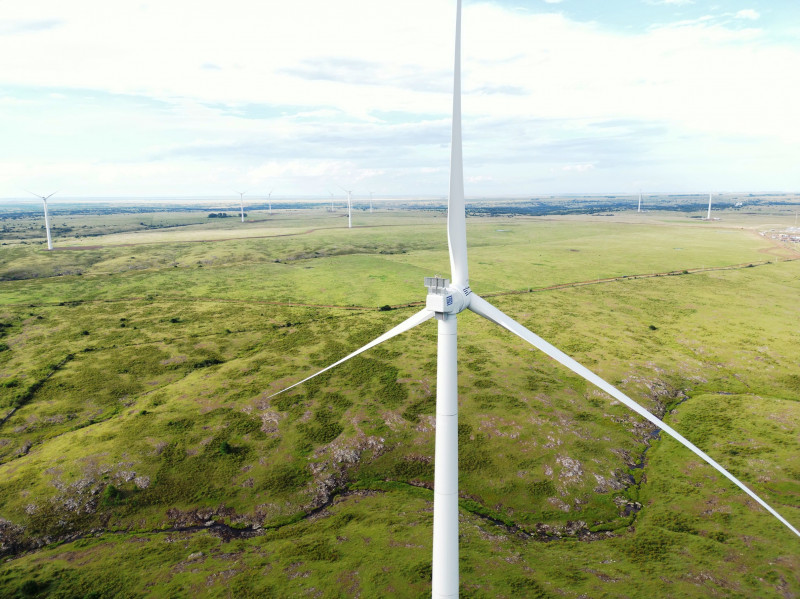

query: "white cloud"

left=735, top=9, right=760, bottom=20
left=1, top=0, right=799, bottom=196
left=561, top=164, right=595, bottom=173
left=646, top=0, right=694, bottom=6
left=543, top=0, right=564, bottom=4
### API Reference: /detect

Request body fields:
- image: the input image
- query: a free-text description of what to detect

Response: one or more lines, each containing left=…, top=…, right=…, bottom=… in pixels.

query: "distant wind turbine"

left=339, top=186, right=353, bottom=228
left=707, top=192, right=713, bottom=220
left=270, top=2, right=800, bottom=596
left=27, top=191, right=56, bottom=250
left=638, top=190, right=642, bottom=213
left=234, top=191, right=247, bottom=222
left=327, top=190, right=335, bottom=212
left=268, top=190, right=273, bottom=216
left=369, top=191, right=374, bottom=214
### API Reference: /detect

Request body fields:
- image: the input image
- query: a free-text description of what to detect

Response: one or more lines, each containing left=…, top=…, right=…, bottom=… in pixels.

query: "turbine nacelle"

left=424, top=276, right=471, bottom=315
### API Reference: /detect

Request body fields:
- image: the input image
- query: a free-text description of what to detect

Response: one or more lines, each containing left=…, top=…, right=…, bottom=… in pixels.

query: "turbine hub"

left=424, top=276, right=470, bottom=316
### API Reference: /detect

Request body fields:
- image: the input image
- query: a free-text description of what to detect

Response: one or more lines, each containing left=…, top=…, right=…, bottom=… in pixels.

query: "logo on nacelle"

left=446, top=295, right=453, bottom=306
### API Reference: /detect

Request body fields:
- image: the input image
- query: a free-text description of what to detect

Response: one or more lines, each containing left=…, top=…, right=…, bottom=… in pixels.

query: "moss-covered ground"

left=1, top=206, right=798, bottom=597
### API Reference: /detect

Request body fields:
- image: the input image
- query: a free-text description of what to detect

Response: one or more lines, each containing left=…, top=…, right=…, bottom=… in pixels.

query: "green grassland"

left=1, top=206, right=799, bottom=597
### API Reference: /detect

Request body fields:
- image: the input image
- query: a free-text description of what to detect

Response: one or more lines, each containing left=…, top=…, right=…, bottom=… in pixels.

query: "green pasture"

left=0, top=208, right=798, bottom=597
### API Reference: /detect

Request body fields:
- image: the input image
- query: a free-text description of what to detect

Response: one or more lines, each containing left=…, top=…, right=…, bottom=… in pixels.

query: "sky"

left=1, top=0, right=799, bottom=201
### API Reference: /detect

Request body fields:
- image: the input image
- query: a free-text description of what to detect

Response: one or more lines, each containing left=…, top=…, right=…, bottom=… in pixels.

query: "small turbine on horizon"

left=339, top=186, right=353, bottom=228
left=27, top=191, right=56, bottom=250
left=369, top=191, right=374, bottom=214
left=638, top=190, right=643, bottom=213
left=707, top=192, right=713, bottom=220
left=234, top=191, right=247, bottom=222
left=268, top=190, right=273, bottom=216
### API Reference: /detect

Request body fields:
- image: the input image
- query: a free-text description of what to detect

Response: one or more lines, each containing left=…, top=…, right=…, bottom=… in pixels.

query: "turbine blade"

left=44, top=192, right=57, bottom=200
left=447, top=0, right=469, bottom=288
left=468, top=293, right=800, bottom=539
left=268, top=308, right=434, bottom=398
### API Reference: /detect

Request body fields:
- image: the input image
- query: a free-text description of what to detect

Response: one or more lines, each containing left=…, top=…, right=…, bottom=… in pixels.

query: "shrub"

left=404, top=561, right=432, bottom=582
left=100, top=484, right=123, bottom=506
left=289, top=538, right=340, bottom=562
left=298, top=421, right=343, bottom=444
left=508, top=577, right=550, bottom=597
left=401, top=396, right=435, bottom=422
left=460, top=445, right=492, bottom=472
left=623, top=528, right=674, bottom=564
left=272, top=394, right=298, bottom=412
left=262, top=463, right=308, bottom=495
left=165, top=418, right=193, bottom=431
left=392, top=459, right=433, bottom=479
left=652, top=511, right=697, bottom=534
left=20, top=580, right=41, bottom=596
left=188, top=356, right=224, bottom=370
left=528, top=480, right=556, bottom=498
left=324, top=392, right=352, bottom=410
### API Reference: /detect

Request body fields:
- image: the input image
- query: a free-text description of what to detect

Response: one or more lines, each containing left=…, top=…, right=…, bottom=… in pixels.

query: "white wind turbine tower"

left=707, top=192, right=713, bottom=220
left=235, top=191, right=247, bottom=222
left=369, top=191, right=374, bottom=213
left=637, top=190, right=642, bottom=213
left=270, top=2, right=800, bottom=596
left=28, top=191, right=56, bottom=250
left=268, top=190, right=273, bottom=216
left=339, top=186, right=353, bottom=228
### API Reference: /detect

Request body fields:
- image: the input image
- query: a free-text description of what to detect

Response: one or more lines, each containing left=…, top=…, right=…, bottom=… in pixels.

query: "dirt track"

left=53, top=222, right=441, bottom=251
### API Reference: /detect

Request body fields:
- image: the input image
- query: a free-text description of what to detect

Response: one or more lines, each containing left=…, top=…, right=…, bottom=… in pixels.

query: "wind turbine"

left=28, top=191, right=56, bottom=250
left=707, top=192, right=712, bottom=220
left=235, top=190, right=247, bottom=222
left=327, top=190, right=335, bottom=212
left=270, top=2, right=800, bottom=596
left=369, top=191, right=374, bottom=214
left=339, top=186, right=353, bottom=228
left=267, top=190, right=273, bottom=216
left=637, top=190, right=642, bottom=213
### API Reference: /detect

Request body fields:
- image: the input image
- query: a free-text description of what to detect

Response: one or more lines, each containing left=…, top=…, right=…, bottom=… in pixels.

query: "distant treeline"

left=467, top=200, right=741, bottom=217
left=1, top=195, right=797, bottom=220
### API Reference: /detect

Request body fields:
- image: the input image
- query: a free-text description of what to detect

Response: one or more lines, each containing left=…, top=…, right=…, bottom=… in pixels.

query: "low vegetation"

left=0, top=204, right=798, bottom=597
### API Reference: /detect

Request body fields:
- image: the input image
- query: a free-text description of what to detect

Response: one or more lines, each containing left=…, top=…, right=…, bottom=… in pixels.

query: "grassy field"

left=1, top=205, right=799, bottom=597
